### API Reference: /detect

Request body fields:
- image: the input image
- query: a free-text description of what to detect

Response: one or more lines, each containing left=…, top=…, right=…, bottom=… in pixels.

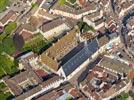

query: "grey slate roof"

left=62, top=39, right=99, bottom=76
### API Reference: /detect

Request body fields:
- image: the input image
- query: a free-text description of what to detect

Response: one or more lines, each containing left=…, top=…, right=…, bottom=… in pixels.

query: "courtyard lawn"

left=4, top=22, right=17, bottom=35
left=0, top=92, right=12, bottom=100
left=0, top=22, right=17, bottom=55
left=0, top=82, right=11, bottom=100
left=0, top=34, right=18, bottom=78
left=0, top=54, right=18, bottom=78
left=31, top=2, right=39, bottom=9
left=2, top=36, right=16, bottom=55
left=0, top=68, right=5, bottom=78
left=0, top=33, right=6, bottom=42
left=59, top=0, right=66, bottom=5
left=115, top=92, right=129, bottom=100
left=0, top=35, right=16, bottom=55
left=0, top=0, right=9, bottom=12
left=66, top=96, right=73, bottom=100
left=0, top=82, right=6, bottom=89
left=23, top=34, right=53, bottom=54
left=0, top=23, right=18, bottom=79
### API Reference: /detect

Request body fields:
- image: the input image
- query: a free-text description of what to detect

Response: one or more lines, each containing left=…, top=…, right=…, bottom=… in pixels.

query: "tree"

left=77, top=21, right=96, bottom=33
left=4, top=22, right=17, bottom=35
left=66, top=96, right=73, bottom=100
left=59, top=0, right=66, bottom=5
left=0, top=0, right=9, bottom=12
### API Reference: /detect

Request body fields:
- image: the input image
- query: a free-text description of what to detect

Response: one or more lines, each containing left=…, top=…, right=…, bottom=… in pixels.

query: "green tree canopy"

left=4, top=22, right=17, bottom=35
left=0, top=0, right=9, bottom=12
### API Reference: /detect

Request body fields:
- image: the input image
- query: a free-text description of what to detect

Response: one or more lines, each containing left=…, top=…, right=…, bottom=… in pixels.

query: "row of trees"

left=0, top=22, right=18, bottom=78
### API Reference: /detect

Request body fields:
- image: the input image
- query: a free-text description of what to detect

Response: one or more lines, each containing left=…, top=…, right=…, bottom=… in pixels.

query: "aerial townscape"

left=0, top=0, right=134, bottom=100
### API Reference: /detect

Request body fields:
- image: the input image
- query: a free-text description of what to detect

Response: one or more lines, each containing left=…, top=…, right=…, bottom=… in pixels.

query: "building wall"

left=119, top=3, right=134, bottom=17
left=1, top=15, right=17, bottom=26
left=57, top=35, right=121, bottom=81
left=50, top=9, right=76, bottom=19
left=94, top=22, right=105, bottom=30
left=83, top=17, right=94, bottom=26
left=26, top=78, right=64, bottom=100
left=58, top=49, right=100, bottom=80
left=77, top=9, right=97, bottom=19
left=128, top=30, right=134, bottom=36
left=102, top=80, right=132, bottom=100
left=79, top=84, right=95, bottom=100
left=57, top=67, right=66, bottom=79
left=50, top=8, right=97, bottom=19
left=40, top=23, right=70, bottom=39
left=83, top=17, right=105, bottom=30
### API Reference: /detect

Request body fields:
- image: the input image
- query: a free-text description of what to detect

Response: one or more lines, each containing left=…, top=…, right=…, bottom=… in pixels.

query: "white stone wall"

left=50, top=8, right=97, bottom=19
left=25, top=78, right=64, bottom=100
left=83, top=17, right=105, bottom=30
left=40, top=23, right=70, bottom=39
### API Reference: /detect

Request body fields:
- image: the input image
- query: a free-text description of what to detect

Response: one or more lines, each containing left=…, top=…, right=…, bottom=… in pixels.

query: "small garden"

left=113, top=91, right=134, bottom=100
left=115, top=92, right=129, bottom=100
left=0, top=0, right=9, bottom=12
left=0, top=92, right=12, bottom=100
left=59, top=0, right=77, bottom=5
left=0, top=82, right=6, bottom=89
left=0, top=22, right=18, bottom=78
left=31, top=2, right=39, bottom=9
left=4, top=22, right=17, bottom=35
left=66, top=96, right=73, bottom=100
left=0, top=82, right=13, bottom=100
left=0, top=54, right=18, bottom=78
left=0, top=21, right=54, bottom=86
left=0, top=22, right=17, bottom=55
left=23, top=33, right=53, bottom=54
left=59, top=0, right=66, bottom=5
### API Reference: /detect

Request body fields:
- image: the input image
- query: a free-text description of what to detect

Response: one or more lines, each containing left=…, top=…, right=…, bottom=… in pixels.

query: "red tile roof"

left=109, top=24, right=117, bottom=32
left=35, top=69, right=48, bottom=78
left=0, top=10, right=17, bottom=25
left=20, top=30, right=33, bottom=41
left=78, top=0, right=86, bottom=5
left=69, top=88, right=81, bottom=98
left=128, top=70, right=134, bottom=79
